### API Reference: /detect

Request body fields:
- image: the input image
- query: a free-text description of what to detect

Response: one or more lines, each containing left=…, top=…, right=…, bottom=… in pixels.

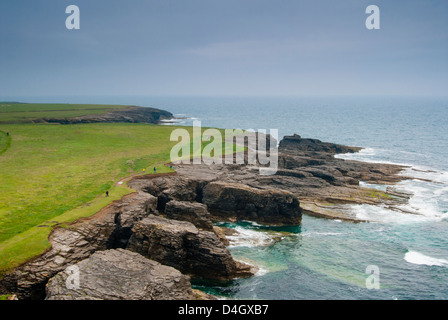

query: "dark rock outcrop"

left=164, top=133, right=412, bottom=222
left=165, top=200, right=214, bottom=231
left=279, top=134, right=361, bottom=154
left=130, top=175, right=208, bottom=211
left=203, top=181, right=302, bottom=225
left=45, top=249, right=200, bottom=300
left=131, top=176, right=303, bottom=226
left=127, top=215, right=255, bottom=281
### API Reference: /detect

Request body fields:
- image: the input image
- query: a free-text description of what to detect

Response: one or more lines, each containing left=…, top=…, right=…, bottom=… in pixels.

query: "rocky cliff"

left=36, top=106, right=173, bottom=124
left=45, top=249, right=199, bottom=300
left=128, top=215, right=255, bottom=281
left=1, top=132, right=416, bottom=300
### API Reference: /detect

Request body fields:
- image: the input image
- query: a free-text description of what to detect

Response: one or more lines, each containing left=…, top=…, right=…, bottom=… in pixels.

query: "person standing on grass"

left=153, top=166, right=156, bottom=174
left=106, top=191, right=109, bottom=197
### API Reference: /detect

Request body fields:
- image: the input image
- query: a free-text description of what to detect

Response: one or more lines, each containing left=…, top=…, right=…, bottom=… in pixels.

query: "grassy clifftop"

left=0, top=103, right=126, bottom=123
left=0, top=103, right=172, bottom=124
left=0, top=103, right=240, bottom=274
left=0, top=103, right=174, bottom=273
left=0, top=123, right=182, bottom=272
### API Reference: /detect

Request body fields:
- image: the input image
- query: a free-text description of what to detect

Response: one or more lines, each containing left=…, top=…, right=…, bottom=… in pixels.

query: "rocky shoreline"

left=0, top=133, right=415, bottom=300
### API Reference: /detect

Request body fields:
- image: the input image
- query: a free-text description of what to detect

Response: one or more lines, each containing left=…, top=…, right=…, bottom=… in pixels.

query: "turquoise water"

left=194, top=217, right=448, bottom=299
left=10, top=95, right=448, bottom=299
left=152, top=95, right=448, bottom=300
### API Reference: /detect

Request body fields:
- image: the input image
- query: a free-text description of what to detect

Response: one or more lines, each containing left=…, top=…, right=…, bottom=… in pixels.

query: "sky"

left=0, top=0, right=447, bottom=97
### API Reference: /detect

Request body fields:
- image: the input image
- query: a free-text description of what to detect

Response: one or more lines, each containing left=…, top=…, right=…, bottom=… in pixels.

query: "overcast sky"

left=1, top=0, right=447, bottom=97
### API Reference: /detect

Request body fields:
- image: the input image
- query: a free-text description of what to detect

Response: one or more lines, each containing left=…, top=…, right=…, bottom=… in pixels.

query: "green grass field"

left=0, top=108, right=244, bottom=274
left=0, top=130, right=11, bottom=155
left=0, top=123, right=184, bottom=272
left=0, top=103, right=128, bottom=123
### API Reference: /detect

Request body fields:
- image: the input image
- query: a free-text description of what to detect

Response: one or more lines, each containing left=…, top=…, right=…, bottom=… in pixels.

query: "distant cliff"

left=37, top=106, right=173, bottom=124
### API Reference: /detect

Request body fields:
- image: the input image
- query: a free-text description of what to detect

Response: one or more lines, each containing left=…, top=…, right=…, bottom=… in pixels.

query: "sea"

left=9, top=95, right=448, bottom=300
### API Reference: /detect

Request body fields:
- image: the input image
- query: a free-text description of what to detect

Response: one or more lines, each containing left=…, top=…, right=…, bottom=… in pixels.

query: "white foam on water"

left=255, top=266, right=269, bottom=276
left=435, top=186, right=448, bottom=197
left=302, top=231, right=344, bottom=237
left=159, top=118, right=183, bottom=123
left=401, top=166, right=448, bottom=184
left=335, top=147, right=377, bottom=160
left=392, top=178, right=448, bottom=221
left=226, top=226, right=277, bottom=248
left=350, top=204, right=437, bottom=224
left=359, top=181, right=388, bottom=192
left=338, top=147, right=448, bottom=224
left=159, top=118, right=186, bottom=125
left=404, top=251, right=448, bottom=267
left=335, top=147, right=415, bottom=167
left=240, top=220, right=264, bottom=227
left=233, top=258, right=269, bottom=276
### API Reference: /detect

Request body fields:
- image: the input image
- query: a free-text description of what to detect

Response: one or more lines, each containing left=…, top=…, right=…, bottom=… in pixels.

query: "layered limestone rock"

left=165, top=134, right=412, bottom=222
left=203, top=181, right=302, bottom=225
left=164, top=200, right=214, bottom=231
left=127, top=215, right=255, bottom=281
left=130, top=177, right=303, bottom=226
left=45, top=249, right=200, bottom=300
left=0, top=192, right=158, bottom=299
left=130, top=175, right=208, bottom=211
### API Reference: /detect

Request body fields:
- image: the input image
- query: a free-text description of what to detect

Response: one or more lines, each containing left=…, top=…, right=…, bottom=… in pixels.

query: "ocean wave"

left=302, top=231, right=344, bottom=237
left=401, top=166, right=448, bottom=184
left=335, top=147, right=421, bottom=168
left=234, top=259, right=269, bottom=276
left=338, top=147, right=448, bottom=224
left=349, top=203, right=445, bottom=224
left=159, top=119, right=186, bottom=125
left=394, top=179, right=448, bottom=220
left=359, top=181, right=388, bottom=192
left=335, top=147, right=377, bottom=159
left=226, top=226, right=279, bottom=248
left=404, top=251, right=448, bottom=267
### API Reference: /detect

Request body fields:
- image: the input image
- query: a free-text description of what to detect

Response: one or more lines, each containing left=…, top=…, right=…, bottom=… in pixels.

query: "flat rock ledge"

left=45, top=249, right=205, bottom=300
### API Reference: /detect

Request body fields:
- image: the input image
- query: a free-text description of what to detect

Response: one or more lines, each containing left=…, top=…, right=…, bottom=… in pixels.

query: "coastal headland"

left=0, top=103, right=415, bottom=300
